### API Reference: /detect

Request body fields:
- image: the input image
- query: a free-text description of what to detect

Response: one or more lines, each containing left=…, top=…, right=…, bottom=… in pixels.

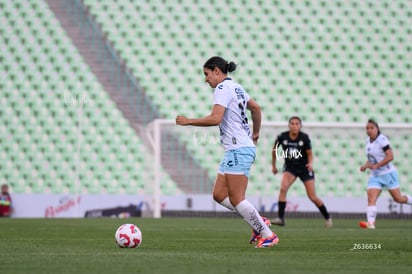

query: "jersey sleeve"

left=379, top=135, right=391, bottom=151
left=274, top=133, right=282, bottom=147
left=303, top=133, right=312, bottom=150
left=213, top=84, right=231, bottom=107
left=244, top=92, right=251, bottom=103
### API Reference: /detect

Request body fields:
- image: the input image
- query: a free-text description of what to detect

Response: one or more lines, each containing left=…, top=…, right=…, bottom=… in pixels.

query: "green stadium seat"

left=2, top=0, right=412, bottom=198
left=0, top=0, right=182, bottom=195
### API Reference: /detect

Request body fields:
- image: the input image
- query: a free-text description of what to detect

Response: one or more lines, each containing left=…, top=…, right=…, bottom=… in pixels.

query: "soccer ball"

left=115, top=223, right=142, bottom=248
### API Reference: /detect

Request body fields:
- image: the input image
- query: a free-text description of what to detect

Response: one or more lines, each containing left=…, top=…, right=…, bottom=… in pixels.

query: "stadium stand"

left=80, top=0, right=411, bottom=197
left=80, top=0, right=411, bottom=196
left=0, top=0, right=180, bottom=195
left=83, top=0, right=411, bottom=122
left=1, top=0, right=411, bottom=199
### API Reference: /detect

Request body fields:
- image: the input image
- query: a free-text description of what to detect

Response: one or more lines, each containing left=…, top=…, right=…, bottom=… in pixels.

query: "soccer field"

left=0, top=218, right=411, bottom=274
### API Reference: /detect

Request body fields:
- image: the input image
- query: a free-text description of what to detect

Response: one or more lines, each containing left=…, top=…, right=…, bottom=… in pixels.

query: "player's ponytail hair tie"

left=226, top=61, right=237, bottom=73
left=368, top=119, right=381, bottom=135
left=204, top=56, right=237, bottom=74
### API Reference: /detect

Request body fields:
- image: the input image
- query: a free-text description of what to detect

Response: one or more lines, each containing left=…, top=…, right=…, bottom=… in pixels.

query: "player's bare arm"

left=246, top=98, right=261, bottom=144
left=306, top=149, right=314, bottom=172
left=176, top=104, right=225, bottom=126
left=360, top=161, right=370, bottom=172
left=360, top=149, right=393, bottom=171
left=370, top=149, right=393, bottom=170
left=272, top=141, right=278, bottom=175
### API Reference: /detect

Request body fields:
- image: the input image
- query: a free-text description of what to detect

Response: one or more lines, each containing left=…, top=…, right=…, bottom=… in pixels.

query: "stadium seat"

left=2, top=0, right=412, bottom=199
left=0, top=0, right=181, bottom=195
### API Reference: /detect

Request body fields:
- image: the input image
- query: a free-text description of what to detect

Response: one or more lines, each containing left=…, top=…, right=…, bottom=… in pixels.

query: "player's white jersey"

left=365, top=133, right=396, bottom=177
left=213, top=78, right=254, bottom=151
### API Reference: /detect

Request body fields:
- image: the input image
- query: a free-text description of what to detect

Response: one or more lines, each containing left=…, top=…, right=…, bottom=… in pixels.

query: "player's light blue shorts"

left=367, top=171, right=400, bottom=190
left=218, top=147, right=256, bottom=178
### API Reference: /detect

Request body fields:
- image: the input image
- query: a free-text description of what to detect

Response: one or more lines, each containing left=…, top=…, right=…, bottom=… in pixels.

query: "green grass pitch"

left=0, top=217, right=411, bottom=274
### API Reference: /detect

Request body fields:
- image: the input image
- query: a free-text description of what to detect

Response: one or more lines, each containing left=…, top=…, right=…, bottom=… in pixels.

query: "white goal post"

left=146, top=119, right=412, bottom=218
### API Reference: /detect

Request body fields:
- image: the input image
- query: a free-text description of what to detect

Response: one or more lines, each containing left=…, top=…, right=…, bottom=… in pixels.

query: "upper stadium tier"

left=0, top=0, right=179, bottom=195
left=84, top=0, right=411, bottom=123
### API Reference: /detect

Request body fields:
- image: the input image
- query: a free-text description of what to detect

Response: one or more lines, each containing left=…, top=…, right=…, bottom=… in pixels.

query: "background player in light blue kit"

left=176, top=56, right=278, bottom=248
left=359, top=119, right=412, bottom=229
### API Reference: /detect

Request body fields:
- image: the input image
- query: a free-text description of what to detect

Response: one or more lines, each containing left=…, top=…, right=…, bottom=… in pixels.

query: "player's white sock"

left=220, top=197, right=235, bottom=210
left=367, top=205, right=377, bottom=224
left=405, top=194, right=412, bottom=204
left=219, top=197, right=241, bottom=217
left=235, top=200, right=272, bottom=238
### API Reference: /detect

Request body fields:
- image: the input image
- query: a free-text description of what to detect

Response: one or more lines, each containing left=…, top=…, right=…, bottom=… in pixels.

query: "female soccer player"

left=176, top=56, right=278, bottom=248
left=359, top=119, right=412, bottom=229
left=271, top=116, right=332, bottom=227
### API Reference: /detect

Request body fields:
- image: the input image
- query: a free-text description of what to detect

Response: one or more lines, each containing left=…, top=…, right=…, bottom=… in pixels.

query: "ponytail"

left=204, top=56, right=237, bottom=74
